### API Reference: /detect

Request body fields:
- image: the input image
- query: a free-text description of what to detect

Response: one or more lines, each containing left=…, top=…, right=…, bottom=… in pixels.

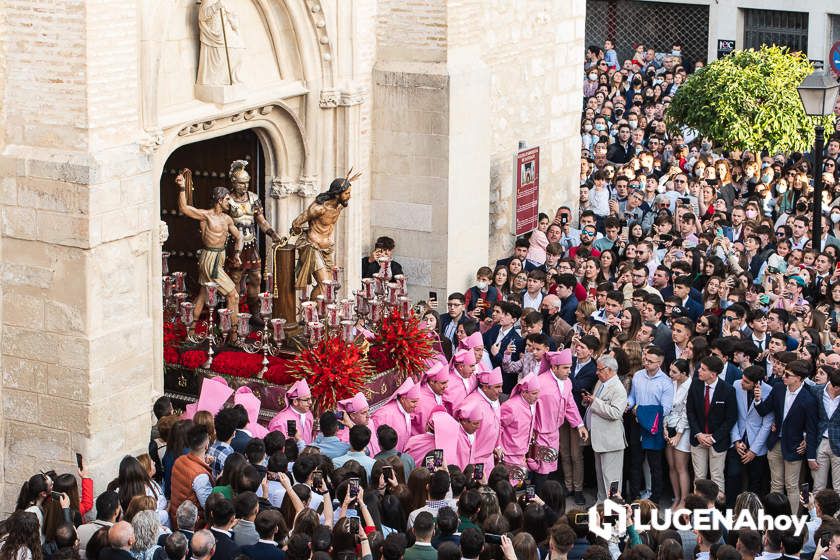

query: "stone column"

left=371, top=0, right=491, bottom=301
left=0, top=0, right=156, bottom=510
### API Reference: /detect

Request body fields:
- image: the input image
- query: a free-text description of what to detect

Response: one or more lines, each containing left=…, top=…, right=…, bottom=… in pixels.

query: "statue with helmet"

left=225, top=160, right=282, bottom=318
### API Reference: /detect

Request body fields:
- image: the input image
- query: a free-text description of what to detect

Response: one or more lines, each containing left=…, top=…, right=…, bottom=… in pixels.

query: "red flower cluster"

left=368, top=344, right=396, bottom=372
left=163, top=345, right=180, bottom=365
left=264, top=361, right=295, bottom=385
left=371, top=310, right=435, bottom=378
left=163, top=322, right=187, bottom=347
left=180, top=349, right=208, bottom=369
left=288, top=333, right=374, bottom=411
left=210, top=351, right=266, bottom=378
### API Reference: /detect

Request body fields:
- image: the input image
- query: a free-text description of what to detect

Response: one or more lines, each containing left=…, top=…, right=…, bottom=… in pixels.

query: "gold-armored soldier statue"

left=225, top=160, right=282, bottom=317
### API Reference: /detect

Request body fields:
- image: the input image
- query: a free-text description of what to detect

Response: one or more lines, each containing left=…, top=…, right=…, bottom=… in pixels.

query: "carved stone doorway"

left=160, top=129, right=266, bottom=296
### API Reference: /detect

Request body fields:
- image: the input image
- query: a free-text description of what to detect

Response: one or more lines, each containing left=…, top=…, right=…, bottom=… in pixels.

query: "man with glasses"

left=754, top=360, right=819, bottom=512
left=626, top=346, right=673, bottom=502
left=440, top=292, right=467, bottom=346
left=268, top=379, right=315, bottom=444
left=665, top=173, right=698, bottom=215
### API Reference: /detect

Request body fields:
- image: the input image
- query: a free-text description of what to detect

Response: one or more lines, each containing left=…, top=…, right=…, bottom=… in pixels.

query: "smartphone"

left=349, top=515, right=360, bottom=535
left=433, top=448, right=444, bottom=468
left=429, top=291, right=438, bottom=302
left=424, top=455, right=435, bottom=470
left=485, top=534, right=503, bottom=545
left=382, top=466, right=394, bottom=480
left=75, top=453, right=83, bottom=470
left=660, top=233, right=673, bottom=243
left=561, top=215, right=569, bottom=226
left=574, top=513, right=589, bottom=525
left=679, top=197, right=690, bottom=204
left=715, top=227, right=724, bottom=237
left=609, top=480, right=619, bottom=498
left=631, top=502, right=641, bottom=511
left=349, top=477, right=360, bottom=498
left=801, top=483, right=810, bottom=504
left=472, top=463, right=485, bottom=481
left=50, top=491, right=62, bottom=501
left=287, top=419, right=297, bottom=437
left=526, top=485, right=536, bottom=501
left=313, top=471, right=323, bottom=489
left=335, top=411, right=344, bottom=420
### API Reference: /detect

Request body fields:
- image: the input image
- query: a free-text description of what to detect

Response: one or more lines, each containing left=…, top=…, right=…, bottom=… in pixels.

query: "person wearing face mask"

left=464, top=266, right=502, bottom=319
left=584, top=71, right=598, bottom=97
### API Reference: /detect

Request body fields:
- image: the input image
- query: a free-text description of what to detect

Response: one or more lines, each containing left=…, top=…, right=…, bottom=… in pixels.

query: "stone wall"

left=370, top=0, right=584, bottom=297
left=0, top=0, right=157, bottom=511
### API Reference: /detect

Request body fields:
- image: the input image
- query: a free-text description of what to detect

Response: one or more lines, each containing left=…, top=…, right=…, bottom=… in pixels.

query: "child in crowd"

left=464, top=266, right=502, bottom=320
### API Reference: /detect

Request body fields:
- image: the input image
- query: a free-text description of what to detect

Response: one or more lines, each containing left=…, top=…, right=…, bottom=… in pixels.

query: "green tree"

left=666, top=46, right=834, bottom=153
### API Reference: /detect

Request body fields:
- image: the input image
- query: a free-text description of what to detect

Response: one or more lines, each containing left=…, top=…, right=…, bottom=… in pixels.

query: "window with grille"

left=743, top=9, right=809, bottom=54
left=585, top=0, right=710, bottom=66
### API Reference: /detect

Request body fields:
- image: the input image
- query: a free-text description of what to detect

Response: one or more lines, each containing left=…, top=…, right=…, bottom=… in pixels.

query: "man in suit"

left=439, top=292, right=468, bottom=347
left=190, top=531, right=216, bottom=560
left=404, top=512, right=438, bottom=560
left=99, top=522, right=136, bottom=560
left=164, top=533, right=188, bottom=560
left=724, top=366, right=773, bottom=506
left=582, top=355, right=628, bottom=502
left=686, top=355, right=738, bottom=496
left=208, top=498, right=241, bottom=560
left=723, top=303, right=752, bottom=338
left=710, top=338, right=742, bottom=386
left=643, top=296, right=673, bottom=350
left=483, top=301, right=523, bottom=392
left=672, top=276, right=703, bottom=321
left=755, top=359, right=820, bottom=512
left=241, top=510, right=286, bottom=560
left=810, top=368, right=840, bottom=492
left=561, top=336, right=599, bottom=504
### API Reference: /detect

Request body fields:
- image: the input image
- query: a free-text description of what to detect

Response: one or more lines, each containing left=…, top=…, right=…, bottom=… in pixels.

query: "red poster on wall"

left=514, top=146, right=540, bottom=236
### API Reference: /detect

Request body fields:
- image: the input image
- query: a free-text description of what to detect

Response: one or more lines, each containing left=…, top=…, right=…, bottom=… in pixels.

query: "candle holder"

left=340, top=320, right=355, bottom=342
left=377, top=257, right=391, bottom=280
left=241, top=294, right=288, bottom=377
left=162, top=251, right=170, bottom=276
left=186, top=281, right=223, bottom=368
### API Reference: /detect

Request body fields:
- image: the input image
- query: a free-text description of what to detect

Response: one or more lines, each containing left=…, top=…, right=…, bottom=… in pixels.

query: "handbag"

left=667, top=426, right=677, bottom=438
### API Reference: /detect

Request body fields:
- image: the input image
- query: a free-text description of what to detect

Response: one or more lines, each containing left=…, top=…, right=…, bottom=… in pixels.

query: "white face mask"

left=584, top=124, right=593, bottom=132
left=832, top=213, right=840, bottom=224
left=628, top=121, right=638, bottom=129
left=588, top=73, right=597, bottom=81
left=476, top=281, right=489, bottom=291
left=746, top=209, right=757, bottom=219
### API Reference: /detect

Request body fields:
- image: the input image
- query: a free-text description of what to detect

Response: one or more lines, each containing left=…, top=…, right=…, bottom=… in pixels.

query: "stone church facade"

left=0, top=0, right=583, bottom=509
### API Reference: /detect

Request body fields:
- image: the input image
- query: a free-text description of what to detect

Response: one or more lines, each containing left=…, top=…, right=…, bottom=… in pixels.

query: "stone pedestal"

left=195, top=84, right=247, bottom=105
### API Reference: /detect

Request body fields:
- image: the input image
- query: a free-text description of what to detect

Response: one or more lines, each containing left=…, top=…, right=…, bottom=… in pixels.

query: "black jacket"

left=210, top=529, right=241, bottom=560
left=686, top=378, right=738, bottom=452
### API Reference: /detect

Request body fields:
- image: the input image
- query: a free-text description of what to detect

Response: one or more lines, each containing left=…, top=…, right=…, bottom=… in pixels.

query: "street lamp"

left=797, top=64, right=839, bottom=248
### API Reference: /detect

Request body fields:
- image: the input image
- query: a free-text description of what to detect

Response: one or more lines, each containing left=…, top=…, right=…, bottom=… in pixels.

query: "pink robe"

left=460, top=391, right=501, bottom=475
left=527, top=371, right=583, bottom=474
left=499, top=394, right=536, bottom=469
left=268, top=407, right=315, bottom=444
left=442, top=372, right=477, bottom=414
left=336, top=420, right=381, bottom=456
left=404, top=412, right=475, bottom=470
left=371, top=401, right=414, bottom=452
left=412, top=384, right=446, bottom=434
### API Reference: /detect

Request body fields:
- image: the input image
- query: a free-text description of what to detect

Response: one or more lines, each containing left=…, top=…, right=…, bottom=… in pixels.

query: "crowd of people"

left=6, top=37, right=840, bottom=560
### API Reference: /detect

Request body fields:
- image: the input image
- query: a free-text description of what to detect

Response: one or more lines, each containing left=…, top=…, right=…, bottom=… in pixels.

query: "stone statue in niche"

left=196, top=0, right=246, bottom=103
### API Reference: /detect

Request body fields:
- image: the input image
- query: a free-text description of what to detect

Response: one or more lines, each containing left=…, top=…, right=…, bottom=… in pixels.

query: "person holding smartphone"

left=267, top=379, right=314, bottom=444
left=336, top=392, right=380, bottom=456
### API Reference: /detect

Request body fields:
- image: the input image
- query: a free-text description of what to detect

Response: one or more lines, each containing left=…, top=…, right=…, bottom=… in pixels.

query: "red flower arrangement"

left=264, top=361, right=295, bottom=386
left=163, top=322, right=187, bottom=347
left=210, top=351, right=266, bottom=378
left=163, top=345, right=180, bottom=365
left=180, top=349, right=208, bottom=369
left=371, top=310, right=435, bottom=378
left=287, top=333, right=374, bottom=411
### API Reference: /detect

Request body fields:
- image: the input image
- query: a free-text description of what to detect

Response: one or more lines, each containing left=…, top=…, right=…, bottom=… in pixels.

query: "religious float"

left=161, top=166, right=436, bottom=422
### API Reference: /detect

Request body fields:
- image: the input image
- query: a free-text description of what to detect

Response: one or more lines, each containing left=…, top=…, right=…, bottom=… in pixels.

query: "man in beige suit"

left=583, top=355, right=628, bottom=502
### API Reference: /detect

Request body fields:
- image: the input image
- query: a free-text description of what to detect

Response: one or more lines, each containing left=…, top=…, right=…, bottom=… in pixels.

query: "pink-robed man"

left=459, top=331, right=491, bottom=372
left=456, top=367, right=504, bottom=476
left=371, top=377, right=421, bottom=452
left=443, top=349, right=477, bottom=413
left=405, top=405, right=459, bottom=468
left=336, top=392, right=380, bottom=457
left=412, top=361, right=450, bottom=435
left=527, top=350, right=589, bottom=477
left=268, top=379, right=315, bottom=444
left=500, top=373, right=541, bottom=471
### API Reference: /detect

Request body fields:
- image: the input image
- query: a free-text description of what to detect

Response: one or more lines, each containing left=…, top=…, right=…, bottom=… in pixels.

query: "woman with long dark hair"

left=15, top=473, right=66, bottom=545
left=0, top=511, right=43, bottom=560
left=161, top=419, right=193, bottom=499
left=115, top=455, right=168, bottom=528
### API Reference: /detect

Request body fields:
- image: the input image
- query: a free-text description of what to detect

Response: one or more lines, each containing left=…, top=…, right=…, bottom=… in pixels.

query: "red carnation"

left=163, top=345, right=180, bottom=365
left=180, top=349, right=208, bottom=369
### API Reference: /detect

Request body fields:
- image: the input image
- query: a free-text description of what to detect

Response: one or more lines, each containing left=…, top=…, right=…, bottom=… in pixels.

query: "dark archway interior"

left=160, top=129, right=266, bottom=298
